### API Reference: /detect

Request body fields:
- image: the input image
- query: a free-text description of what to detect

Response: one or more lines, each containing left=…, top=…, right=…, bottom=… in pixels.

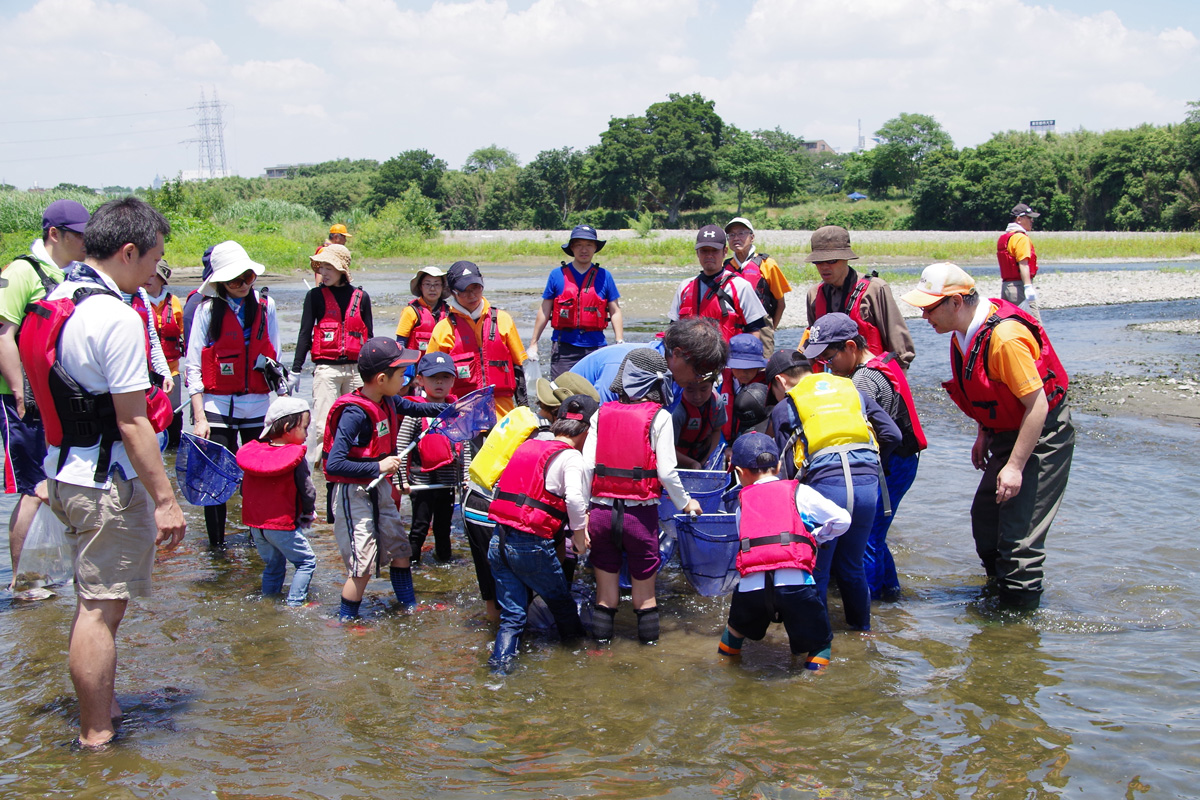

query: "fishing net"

left=176, top=432, right=243, bottom=506
left=674, top=513, right=741, bottom=597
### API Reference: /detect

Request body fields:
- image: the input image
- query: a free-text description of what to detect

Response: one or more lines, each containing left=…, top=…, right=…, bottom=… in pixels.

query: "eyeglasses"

left=226, top=270, right=256, bottom=288
left=813, top=343, right=845, bottom=364
left=812, top=259, right=840, bottom=267
left=924, top=296, right=949, bottom=312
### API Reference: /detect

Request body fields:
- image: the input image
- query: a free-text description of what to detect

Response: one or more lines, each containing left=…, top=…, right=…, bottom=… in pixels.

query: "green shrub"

left=625, top=210, right=655, bottom=238
left=850, top=207, right=888, bottom=230
left=354, top=185, right=441, bottom=256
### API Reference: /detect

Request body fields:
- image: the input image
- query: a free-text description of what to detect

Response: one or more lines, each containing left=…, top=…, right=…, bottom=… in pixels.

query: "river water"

left=2, top=263, right=1198, bottom=799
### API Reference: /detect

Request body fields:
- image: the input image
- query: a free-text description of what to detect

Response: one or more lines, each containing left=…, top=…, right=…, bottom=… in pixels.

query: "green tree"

left=645, top=93, right=724, bottom=226
left=517, top=147, right=596, bottom=228
left=871, top=113, right=954, bottom=194
left=367, top=149, right=447, bottom=211
left=591, top=115, right=656, bottom=213
left=463, top=145, right=520, bottom=174
left=717, top=127, right=767, bottom=214
left=54, top=182, right=94, bottom=194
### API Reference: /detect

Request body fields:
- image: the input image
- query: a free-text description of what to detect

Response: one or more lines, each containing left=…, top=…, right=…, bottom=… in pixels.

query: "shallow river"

left=2, top=263, right=1198, bottom=798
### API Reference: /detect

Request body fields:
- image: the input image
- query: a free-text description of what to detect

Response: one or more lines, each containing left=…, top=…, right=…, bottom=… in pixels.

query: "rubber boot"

left=635, top=606, right=660, bottom=644
left=546, top=594, right=585, bottom=644
left=591, top=604, right=618, bottom=642
left=488, top=629, right=521, bottom=674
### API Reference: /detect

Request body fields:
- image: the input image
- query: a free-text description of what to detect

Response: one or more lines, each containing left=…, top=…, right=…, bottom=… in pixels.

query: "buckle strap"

left=740, top=532, right=814, bottom=552
left=494, top=490, right=567, bottom=522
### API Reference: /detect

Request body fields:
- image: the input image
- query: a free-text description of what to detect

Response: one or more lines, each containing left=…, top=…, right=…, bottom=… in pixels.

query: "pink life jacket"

left=736, top=479, right=817, bottom=576
left=591, top=401, right=662, bottom=501
left=237, top=440, right=307, bottom=530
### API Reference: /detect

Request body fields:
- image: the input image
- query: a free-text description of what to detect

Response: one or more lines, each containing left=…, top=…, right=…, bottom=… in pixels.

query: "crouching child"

left=237, top=397, right=318, bottom=605
left=485, top=394, right=598, bottom=674
left=719, top=432, right=851, bottom=671
left=323, top=338, right=447, bottom=620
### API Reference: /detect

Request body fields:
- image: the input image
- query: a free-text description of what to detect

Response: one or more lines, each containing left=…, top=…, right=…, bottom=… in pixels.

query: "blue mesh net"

left=176, top=433, right=243, bottom=506
left=674, top=513, right=741, bottom=596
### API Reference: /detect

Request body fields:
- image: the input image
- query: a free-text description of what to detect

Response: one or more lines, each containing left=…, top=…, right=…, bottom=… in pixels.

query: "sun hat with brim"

left=259, top=396, right=311, bottom=439
left=562, top=224, right=606, bottom=256
left=900, top=262, right=977, bottom=308
left=199, top=241, right=265, bottom=297
left=727, top=333, right=767, bottom=369
left=536, top=372, right=601, bottom=408
left=155, top=259, right=172, bottom=283
left=310, top=244, right=351, bottom=275
left=410, top=266, right=449, bottom=298
left=804, top=225, right=858, bottom=262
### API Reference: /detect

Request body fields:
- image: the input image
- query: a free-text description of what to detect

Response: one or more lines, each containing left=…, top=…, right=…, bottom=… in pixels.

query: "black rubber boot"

left=546, top=594, right=585, bottom=643
left=488, top=629, right=521, bottom=674
left=591, top=604, right=618, bottom=642
left=635, top=606, right=660, bottom=644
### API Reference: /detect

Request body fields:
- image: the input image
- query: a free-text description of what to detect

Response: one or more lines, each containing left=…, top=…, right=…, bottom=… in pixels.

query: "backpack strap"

left=13, top=254, right=59, bottom=296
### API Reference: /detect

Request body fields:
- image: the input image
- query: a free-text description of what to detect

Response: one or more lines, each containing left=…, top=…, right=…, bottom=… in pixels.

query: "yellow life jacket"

left=786, top=372, right=872, bottom=463
left=467, top=405, right=541, bottom=490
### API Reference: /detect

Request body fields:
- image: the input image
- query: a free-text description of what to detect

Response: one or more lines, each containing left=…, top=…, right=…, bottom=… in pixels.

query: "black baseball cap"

left=358, top=337, right=421, bottom=375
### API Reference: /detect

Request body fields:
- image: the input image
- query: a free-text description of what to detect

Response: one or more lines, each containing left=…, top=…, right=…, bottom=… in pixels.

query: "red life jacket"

left=591, top=401, right=662, bottom=501
left=487, top=438, right=573, bottom=539
left=19, top=285, right=172, bottom=483
left=735, top=479, right=817, bottom=576
left=406, top=395, right=458, bottom=474
left=676, top=393, right=721, bottom=462
left=236, top=440, right=307, bottom=530
left=322, top=390, right=397, bottom=483
left=152, top=294, right=183, bottom=362
left=311, top=287, right=368, bottom=361
left=812, top=275, right=885, bottom=357
left=129, top=292, right=153, bottom=364
left=551, top=263, right=608, bottom=331
left=996, top=230, right=1038, bottom=282
left=942, top=299, right=1068, bottom=433
left=447, top=308, right=517, bottom=399
left=678, top=271, right=747, bottom=343
left=404, top=297, right=448, bottom=353
left=725, top=253, right=778, bottom=318
left=199, top=293, right=277, bottom=395
left=863, top=353, right=927, bottom=455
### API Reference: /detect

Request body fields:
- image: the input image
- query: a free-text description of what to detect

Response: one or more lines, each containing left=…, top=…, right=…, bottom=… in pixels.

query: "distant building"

left=803, top=140, right=837, bottom=154
left=264, top=163, right=312, bottom=179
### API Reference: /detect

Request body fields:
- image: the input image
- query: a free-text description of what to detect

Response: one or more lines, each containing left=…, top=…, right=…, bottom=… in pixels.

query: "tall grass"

left=217, top=198, right=322, bottom=228
left=0, top=189, right=104, bottom=234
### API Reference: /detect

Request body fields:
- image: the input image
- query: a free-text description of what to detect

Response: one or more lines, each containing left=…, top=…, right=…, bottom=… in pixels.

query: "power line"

left=0, top=142, right=184, bottom=165
left=0, top=108, right=190, bottom=125
left=0, top=125, right=193, bottom=147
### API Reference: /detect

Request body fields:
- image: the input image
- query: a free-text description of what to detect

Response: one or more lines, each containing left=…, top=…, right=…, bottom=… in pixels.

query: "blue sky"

left=1, top=0, right=1197, bottom=190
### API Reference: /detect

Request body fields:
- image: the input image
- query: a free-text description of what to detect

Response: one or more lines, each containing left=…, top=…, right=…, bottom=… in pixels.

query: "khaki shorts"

left=331, top=482, right=410, bottom=577
left=48, top=475, right=156, bottom=600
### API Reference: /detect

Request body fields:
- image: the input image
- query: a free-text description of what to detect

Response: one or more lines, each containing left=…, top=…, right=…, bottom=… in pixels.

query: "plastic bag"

left=13, top=504, right=73, bottom=590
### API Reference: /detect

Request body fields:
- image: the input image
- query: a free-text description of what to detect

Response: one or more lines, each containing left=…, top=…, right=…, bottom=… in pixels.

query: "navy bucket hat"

left=562, top=224, right=606, bottom=256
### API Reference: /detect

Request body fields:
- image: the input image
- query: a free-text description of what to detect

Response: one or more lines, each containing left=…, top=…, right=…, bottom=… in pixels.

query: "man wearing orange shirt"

left=902, top=263, right=1074, bottom=610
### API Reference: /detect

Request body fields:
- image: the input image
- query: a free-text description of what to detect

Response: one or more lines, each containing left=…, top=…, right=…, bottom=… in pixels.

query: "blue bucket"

left=176, top=433, right=243, bottom=506
left=674, top=513, right=741, bottom=596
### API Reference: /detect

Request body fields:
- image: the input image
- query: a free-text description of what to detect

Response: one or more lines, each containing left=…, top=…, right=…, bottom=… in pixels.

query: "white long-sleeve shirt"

left=184, top=290, right=280, bottom=421
left=582, top=406, right=691, bottom=508
left=543, top=446, right=590, bottom=532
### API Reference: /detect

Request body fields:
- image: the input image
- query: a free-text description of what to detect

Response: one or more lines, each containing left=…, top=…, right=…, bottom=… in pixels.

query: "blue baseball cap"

left=562, top=224, right=606, bottom=256
left=417, top=351, right=455, bottom=377
left=728, top=333, right=767, bottom=369
left=802, top=313, right=861, bottom=359
left=42, top=199, right=89, bottom=233
left=731, top=432, right=779, bottom=470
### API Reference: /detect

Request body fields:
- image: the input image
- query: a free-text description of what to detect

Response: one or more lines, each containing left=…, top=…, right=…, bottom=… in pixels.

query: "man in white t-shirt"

left=34, top=197, right=186, bottom=748
left=668, top=225, right=768, bottom=344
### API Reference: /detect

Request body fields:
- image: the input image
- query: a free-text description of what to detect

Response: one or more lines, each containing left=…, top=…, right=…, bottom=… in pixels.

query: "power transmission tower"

left=188, top=89, right=228, bottom=179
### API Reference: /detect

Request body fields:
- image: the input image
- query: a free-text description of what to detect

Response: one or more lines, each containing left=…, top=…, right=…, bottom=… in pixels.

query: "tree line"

left=9, top=94, right=1200, bottom=235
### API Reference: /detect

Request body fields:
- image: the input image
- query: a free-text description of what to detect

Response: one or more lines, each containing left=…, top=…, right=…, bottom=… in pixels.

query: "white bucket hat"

left=199, top=240, right=265, bottom=297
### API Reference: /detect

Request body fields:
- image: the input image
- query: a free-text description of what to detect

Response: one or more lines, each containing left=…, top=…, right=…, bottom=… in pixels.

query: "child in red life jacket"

left=719, top=433, right=850, bottom=672
left=323, top=338, right=446, bottom=621
left=581, top=348, right=702, bottom=645
left=671, top=378, right=725, bottom=470
left=396, top=352, right=459, bottom=565
left=486, top=394, right=598, bottom=674
left=236, top=397, right=318, bottom=606
left=291, top=245, right=373, bottom=467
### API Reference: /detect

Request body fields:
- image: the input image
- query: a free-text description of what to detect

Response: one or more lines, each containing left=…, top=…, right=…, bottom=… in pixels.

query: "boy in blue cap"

left=719, top=432, right=850, bottom=671
left=397, top=351, right=460, bottom=565
left=527, top=225, right=623, bottom=378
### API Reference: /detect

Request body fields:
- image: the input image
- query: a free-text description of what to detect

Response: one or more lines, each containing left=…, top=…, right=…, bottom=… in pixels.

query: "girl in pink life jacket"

left=236, top=397, right=317, bottom=606
left=581, top=348, right=701, bottom=645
